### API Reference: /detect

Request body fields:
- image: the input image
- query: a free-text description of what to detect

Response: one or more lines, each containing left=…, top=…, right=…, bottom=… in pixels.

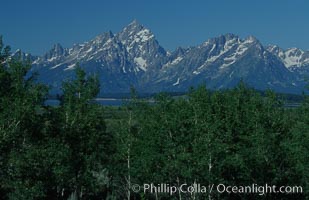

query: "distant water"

left=95, top=98, right=129, bottom=106
left=44, top=98, right=128, bottom=106
left=44, top=99, right=60, bottom=106
left=44, top=99, right=301, bottom=108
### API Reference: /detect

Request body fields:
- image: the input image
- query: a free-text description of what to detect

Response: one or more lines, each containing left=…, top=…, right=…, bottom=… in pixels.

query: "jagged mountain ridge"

left=16, top=20, right=309, bottom=94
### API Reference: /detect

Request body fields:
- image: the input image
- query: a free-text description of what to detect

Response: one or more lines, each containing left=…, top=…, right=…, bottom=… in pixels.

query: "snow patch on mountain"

left=86, top=47, right=93, bottom=53
left=136, top=29, right=154, bottom=42
left=283, top=48, right=309, bottom=67
left=193, top=70, right=200, bottom=75
left=173, top=78, right=180, bottom=86
left=134, top=57, right=147, bottom=71
left=243, top=36, right=257, bottom=44
left=268, top=45, right=309, bottom=68
left=221, top=45, right=248, bottom=68
left=64, top=63, right=76, bottom=71
left=50, top=63, right=63, bottom=69
left=163, top=56, right=183, bottom=68
left=207, top=38, right=238, bottom=63
left=171, top=56, right=183, bottom=65
left=47, top=56, right=58, bottom=62
left=23, top=21, right=309, bottom=95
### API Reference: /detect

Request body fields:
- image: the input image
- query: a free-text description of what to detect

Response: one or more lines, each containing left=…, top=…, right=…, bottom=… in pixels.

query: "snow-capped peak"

left=117, top=20, right=155, bottom=47
left=128, top=19, right=140, bottom=27
left=92, top=31, right=114, bottom=45
left=43, top=43, right=67, bottom=62
left=244, top=35, right=258, bottom=44
left=119, top=20, right=145, bottom=37
left=268, top=45, right=309, bottom=68
left=27, top=22, right=309, bottom=95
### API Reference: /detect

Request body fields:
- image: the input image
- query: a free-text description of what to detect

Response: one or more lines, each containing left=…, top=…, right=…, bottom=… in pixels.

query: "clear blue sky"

left=1, top=0, right=309, bottom=55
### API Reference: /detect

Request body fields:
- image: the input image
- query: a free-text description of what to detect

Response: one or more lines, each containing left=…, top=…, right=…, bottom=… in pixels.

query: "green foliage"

left=0, top=38, right=48, bottom=199
left=50, top=66, right=114, bottom=199
left=110, top=83, right=308, bottom=200
left=0, top=44, right=113, bottom=199
left=0, top=37, right=308, bottom=200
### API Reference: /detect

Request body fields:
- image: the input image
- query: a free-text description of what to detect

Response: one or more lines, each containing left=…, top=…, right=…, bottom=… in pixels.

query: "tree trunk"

left=177, top=177, right=182, bottom=200
left=127, top=146, right=131, bottom=200
left=126, top=110, right=132, bottom=200
left=208, top=154, right=212, bottom=200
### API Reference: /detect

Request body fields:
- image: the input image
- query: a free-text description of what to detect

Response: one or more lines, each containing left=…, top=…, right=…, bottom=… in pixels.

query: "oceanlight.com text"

left=131, top=183, right=303, bottom=196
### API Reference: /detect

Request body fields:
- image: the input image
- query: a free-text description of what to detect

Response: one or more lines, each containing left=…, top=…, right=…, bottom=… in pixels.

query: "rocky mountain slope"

left=14, top=20, right=309, bottom=94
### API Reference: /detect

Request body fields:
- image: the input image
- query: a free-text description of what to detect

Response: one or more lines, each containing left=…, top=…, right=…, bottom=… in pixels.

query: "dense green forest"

left=0, top=38, right=308, bottom=200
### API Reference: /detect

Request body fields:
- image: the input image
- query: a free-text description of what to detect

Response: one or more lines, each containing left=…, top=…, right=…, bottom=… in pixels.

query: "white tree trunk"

left=208, top=154, right=212, bottom=200
left=126, top=110, right=132, bottom=200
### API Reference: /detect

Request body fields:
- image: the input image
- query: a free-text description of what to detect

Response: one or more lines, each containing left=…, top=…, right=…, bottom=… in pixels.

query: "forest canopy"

left=0, top=38, right=308, bottom=200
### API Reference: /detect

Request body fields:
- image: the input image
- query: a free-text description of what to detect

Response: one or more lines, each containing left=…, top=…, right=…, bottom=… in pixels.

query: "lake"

left=44, top=98, right=129, bottom=106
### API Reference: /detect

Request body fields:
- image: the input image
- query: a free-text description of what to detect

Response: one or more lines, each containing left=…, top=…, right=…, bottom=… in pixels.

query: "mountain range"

left=13, top=20, right=309, bottom=95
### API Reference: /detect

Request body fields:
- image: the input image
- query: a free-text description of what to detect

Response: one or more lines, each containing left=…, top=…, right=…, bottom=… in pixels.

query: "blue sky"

left=1, top=0, right=309, bottom=55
